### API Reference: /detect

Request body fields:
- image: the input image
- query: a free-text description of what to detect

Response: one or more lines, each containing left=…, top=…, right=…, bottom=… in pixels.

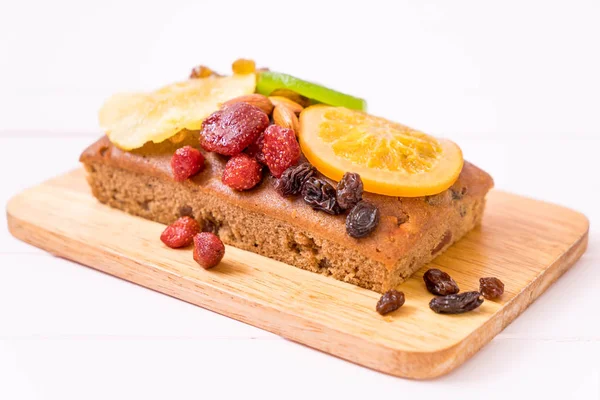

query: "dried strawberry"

left=160, top=216, right=200, bottom=248
left=262, top=125, right=301, bottom=178
left=245, top=132, right=266, bottom=164
left=200, top=102, right=269, bottom=156
left=193, top=232, right=225, bottom=269
left=170, top=146, right=204, bottom=182
left=222, top=153, right=263, bottom=191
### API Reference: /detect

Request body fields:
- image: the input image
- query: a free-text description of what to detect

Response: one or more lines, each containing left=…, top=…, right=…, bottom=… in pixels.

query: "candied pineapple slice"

left=99, top=74, right=256, bottom=150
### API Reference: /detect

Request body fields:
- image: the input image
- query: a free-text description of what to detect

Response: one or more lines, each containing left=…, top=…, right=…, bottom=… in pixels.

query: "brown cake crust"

left=80, top=135, right=493, bottom=292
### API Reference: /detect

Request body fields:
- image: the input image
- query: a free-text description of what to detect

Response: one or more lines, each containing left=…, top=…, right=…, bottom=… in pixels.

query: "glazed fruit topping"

left=429, top=291, right=484, bottom=314
left=160, top=216, right=201, bottom=248
left=479, top=277, right=505, bottom=300
left=275, top=163, right=316, bottom=197
left=376, top=290, right=405, bottom=315
left=200, top=102, right=269, bottom=156
left=336, top=172, right=363, bottom=210
left=423, top=268, right=460, bottom=296
left=190, top=65, right=217, bottom=79
left=346, top=201, right=380, bottom=238
left=222, top=153, right=263, bottom=191
left=231, top=58, right=256, bottom=75
left=245, top=132, right=266, bottom=164
left=171, top=145, right=205, bottom=182
left=302, top=177, right=341, bottom=215
left=262, top=125, right=301, bottom=178
left=193, top=232, right=225, bottom=269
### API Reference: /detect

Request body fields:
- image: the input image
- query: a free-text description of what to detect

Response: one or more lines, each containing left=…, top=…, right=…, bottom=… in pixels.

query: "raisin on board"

left=302, top=177, right=341, bottom=215
left=429, top=291, right=484, bottom=314
left=274, top=162, right=315, bottom=197
left=376, top=290, right=405, bottom=315
left=479, top=277, right=504, bottom=300
left=346, top=201, right=380, bottom=238
left=423, top=268, right=460, bottom=295
left=336, top=172, right=363, bottom=210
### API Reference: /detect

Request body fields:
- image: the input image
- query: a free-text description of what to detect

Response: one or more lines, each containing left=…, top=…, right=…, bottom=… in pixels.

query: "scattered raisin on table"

left=346, top=201, right=380, bottom=238
left=429, top=291, right=484, bottom=314
left=479, top=277, right=504, bottom=300
left=423, top=268, right=460, bottom=295
left=302, top=177, right=341, bottom=215
left=200, top=102, right=269, bottom=156
left=336, top=172, right=364, bottom=210
left=275, top=162, right=315, bottom=197
left=376, top=290, right=405, bottom=315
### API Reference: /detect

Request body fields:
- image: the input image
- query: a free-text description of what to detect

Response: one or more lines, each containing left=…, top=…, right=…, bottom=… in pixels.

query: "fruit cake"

left=80, top=60, right=493, bottom=293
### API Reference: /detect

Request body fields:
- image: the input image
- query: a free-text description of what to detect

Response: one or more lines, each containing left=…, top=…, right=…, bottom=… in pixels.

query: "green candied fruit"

left=256, top=71, right=367, bottom=111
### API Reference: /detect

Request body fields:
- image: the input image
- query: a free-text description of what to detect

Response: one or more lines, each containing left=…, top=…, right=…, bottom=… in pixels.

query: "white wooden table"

left=1, top=0, right=599, bottom=398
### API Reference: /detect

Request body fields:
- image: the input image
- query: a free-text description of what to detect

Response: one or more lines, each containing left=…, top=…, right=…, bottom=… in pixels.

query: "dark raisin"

left=429, top=291, right=484, bottom=314
left=275, top=163, right=315, bottom=197
left=431, top=231, right=452, bottom=255
left=376, top=290, right=405, bottom=315
left=336, top=172, right=363, bottom=210
left=179, top=205, right=193, bottom=217
left=301, top=177, right=341, bottom=215
left=346, top=201, right=380, bottom=238
left=423, top=268, right=460, bottom=295
left=479, top=277, right=504, bottom=300
left=451, top=187, right=467, bottom=200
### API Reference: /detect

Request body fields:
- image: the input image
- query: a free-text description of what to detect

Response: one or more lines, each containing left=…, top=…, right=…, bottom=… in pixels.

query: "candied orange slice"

left=299, top=106, right=463, bottom=197
left=99, top=74, right=256, bottom=150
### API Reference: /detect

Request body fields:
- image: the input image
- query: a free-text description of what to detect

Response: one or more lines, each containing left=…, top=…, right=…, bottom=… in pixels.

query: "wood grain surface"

left=6, top=169, right=589, bottom=379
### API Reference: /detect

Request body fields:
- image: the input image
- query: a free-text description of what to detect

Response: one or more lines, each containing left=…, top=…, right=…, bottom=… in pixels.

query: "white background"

left=1, top=0, right=599, bottom=398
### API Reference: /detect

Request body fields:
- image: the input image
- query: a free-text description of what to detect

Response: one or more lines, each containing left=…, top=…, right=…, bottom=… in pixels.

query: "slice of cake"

left=80, top=61, right=493, bottom=293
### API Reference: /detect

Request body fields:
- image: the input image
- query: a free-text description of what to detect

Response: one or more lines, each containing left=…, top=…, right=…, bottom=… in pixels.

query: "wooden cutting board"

left=6, top=169, right=589, bottom=379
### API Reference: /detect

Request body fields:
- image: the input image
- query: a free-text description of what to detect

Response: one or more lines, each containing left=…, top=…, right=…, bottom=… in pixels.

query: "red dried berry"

left=245, top=132, right=266, bottom=164
left=199, top=102, right=269, bottom=156
left=222, top=153, right=263, bottom=190
left=170, top=146, right=204, bottom=182
left=193, top=232, right=225, bottom=269
left=160, top=216, right=201, bottom=248
left=262, top=125, right=301, bottom=178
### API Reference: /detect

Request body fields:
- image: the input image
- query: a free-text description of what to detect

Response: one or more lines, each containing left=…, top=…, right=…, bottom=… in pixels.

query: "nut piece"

left=232, top=58, right=256, bottom=74
left=222, top=94, right=274, bottom=115
left=270, top=89, right=311, bottom=107
left=273, top=105, right=300, bottom=133
left=268, top=96, right=304, bottom=114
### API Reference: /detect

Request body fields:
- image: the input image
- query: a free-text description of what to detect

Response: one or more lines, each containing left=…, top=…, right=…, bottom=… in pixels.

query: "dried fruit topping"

left=262, top=125, right=301, bottom=178
left=376, top=290, right=405, bottom=315
left=274, top=162, right=316, bottom=197
left=170, top=145, right=205, bottom=182
left=302, top=177, right=341, bottom=215
left=245, top=132, right=266, bottom=164
left=160, top=216, right=201, bottom=248
left=232, top=58, right=256, bottom=74
left=99, top=74, right=256, bottom=151
left=336, top=172, right=364, bottom=210
left=273, top=105, right=300, bottom=133
left=423, top=268, right=460, bottom=296
left=223, top=94, right=273, bottom=115
left=193, top=232, right=225, bottom=269
left=200, top=102, right=269, bottom=156
left=222, top=153, right=263, bottom=191
left=190, top=65, right=216, bottom=79
left=346, top=201, right=380, bottom=238
left=429, top=291, right=484, bottom=314
left=268, top=96, right=304, bottom=114
left=479, top=277, right=505, bottom=300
